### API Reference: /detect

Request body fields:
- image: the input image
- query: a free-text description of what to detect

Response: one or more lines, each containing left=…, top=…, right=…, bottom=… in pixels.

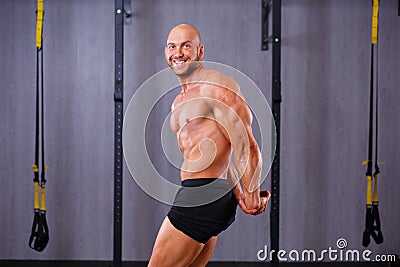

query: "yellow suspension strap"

left=29, top=0, right=49, bottom=252
left=362, top=0, right=383, bottom=247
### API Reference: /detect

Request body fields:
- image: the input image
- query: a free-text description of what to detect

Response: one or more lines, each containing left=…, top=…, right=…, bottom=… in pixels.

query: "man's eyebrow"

left=166, top=40, right=193, bottom=46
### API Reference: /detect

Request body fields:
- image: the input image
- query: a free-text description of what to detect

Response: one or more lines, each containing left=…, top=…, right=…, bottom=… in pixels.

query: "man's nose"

left=176, top=46, right=184, bottom=57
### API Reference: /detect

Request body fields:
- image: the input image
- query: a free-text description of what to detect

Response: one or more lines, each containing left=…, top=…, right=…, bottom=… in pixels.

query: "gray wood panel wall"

left=0, top=0, right=399, bottom=262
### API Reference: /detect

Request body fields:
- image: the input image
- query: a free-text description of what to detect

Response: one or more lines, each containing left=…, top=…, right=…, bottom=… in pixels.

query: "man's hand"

left=226, top=161, right=269, bottom=216
left=236, top=190, right=270, bottom=216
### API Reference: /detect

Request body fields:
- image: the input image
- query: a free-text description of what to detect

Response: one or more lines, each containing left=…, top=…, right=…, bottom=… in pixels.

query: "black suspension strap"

left=29, top=0, right=49, bottom=252
left=362, top=0, right=383, bottom=247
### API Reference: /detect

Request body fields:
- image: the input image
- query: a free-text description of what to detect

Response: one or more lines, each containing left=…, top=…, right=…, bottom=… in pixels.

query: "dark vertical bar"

left=114, top=0, right=124, bottom=267
left=398, top=0, right=400, bottom=16
left=261, top=0, right=271, bottom=50
left=270, top=0, right=281, bottom=266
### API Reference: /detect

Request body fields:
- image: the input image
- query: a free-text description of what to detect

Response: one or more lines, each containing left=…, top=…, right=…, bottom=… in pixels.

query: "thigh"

left=148, top=217, right=205, bottom=267
left=189, top=236, right=218, bottom=267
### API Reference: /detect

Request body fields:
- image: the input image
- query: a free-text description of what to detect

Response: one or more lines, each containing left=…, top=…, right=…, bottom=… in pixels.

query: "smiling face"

left=165, top=24, right=204, bottom=77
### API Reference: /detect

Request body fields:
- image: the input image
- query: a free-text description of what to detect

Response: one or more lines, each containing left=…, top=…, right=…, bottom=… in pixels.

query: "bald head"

left=164, top=23, right=204, bottom=76
left=166, top=24, right=201, bottom=46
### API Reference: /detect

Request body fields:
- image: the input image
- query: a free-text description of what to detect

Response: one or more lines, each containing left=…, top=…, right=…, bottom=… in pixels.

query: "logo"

left=257, top=238, right=396, bottom=262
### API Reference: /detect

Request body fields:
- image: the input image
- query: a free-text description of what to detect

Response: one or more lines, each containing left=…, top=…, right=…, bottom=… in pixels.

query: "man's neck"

left=178, top=64, right=204, bottom=92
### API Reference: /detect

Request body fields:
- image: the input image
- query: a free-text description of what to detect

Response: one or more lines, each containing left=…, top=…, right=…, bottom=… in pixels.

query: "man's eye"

left=184, top=44, right=191, bottom=49
left=169, top=45, right=176, bottom=49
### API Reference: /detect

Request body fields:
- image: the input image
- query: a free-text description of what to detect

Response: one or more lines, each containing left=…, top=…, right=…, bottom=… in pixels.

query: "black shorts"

left=167, top=178, right=237, bottom=244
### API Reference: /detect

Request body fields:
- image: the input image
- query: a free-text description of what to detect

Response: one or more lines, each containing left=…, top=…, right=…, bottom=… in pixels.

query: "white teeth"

left=173, top=59, right=187, bottom=65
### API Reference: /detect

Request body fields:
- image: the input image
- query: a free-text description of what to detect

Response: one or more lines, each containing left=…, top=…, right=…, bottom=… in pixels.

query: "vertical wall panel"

left=0, top=0, right=114, bottom=260
left=280, top=0, right=400, bottom=258
left=122, top=0, right=271, bottom=262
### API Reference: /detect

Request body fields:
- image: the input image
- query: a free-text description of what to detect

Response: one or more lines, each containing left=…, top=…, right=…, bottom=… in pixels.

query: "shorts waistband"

left=181, top=178, right=219, bottom=187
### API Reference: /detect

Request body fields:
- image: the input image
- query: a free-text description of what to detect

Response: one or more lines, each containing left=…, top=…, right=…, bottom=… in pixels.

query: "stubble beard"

left=170, top=53, right=201, bottom=78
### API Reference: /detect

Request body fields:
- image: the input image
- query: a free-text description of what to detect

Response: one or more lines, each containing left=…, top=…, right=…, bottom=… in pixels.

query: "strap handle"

left=28, top=210, right=49, bottom=252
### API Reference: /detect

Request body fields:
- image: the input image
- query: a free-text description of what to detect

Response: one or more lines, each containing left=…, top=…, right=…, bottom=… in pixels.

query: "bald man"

left=148, top=24, right=270, bottom=267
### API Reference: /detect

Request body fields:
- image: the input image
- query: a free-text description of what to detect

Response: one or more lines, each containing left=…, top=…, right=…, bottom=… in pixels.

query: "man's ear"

left=198, top=44, right=204, bottom=60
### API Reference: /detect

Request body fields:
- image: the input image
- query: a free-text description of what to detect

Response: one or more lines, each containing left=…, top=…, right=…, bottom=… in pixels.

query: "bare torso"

left=170, top=69, right=232, bottom=181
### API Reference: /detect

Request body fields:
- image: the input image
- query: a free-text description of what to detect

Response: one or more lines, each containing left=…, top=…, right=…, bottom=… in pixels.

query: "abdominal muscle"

left=178, top=118, right=231, bottom=181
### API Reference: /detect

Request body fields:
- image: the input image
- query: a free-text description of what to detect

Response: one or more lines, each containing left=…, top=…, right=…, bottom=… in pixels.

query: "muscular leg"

left=148, top=217, right=205, bottom=267
left=189, top=236, right=218, bottom=267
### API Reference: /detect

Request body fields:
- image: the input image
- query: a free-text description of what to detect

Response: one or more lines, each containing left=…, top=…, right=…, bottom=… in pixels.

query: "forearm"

left=226, top=162, right=243, bottom=199
left=235, top=143, right=262, bottom=209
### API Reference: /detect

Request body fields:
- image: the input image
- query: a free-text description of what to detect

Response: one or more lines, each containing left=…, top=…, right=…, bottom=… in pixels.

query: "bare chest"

left=170, top=88, right=215, bottom=133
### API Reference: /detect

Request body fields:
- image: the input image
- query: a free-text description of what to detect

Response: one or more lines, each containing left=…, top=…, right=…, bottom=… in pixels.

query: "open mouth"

left=172, top=58, right=189, bottom=66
